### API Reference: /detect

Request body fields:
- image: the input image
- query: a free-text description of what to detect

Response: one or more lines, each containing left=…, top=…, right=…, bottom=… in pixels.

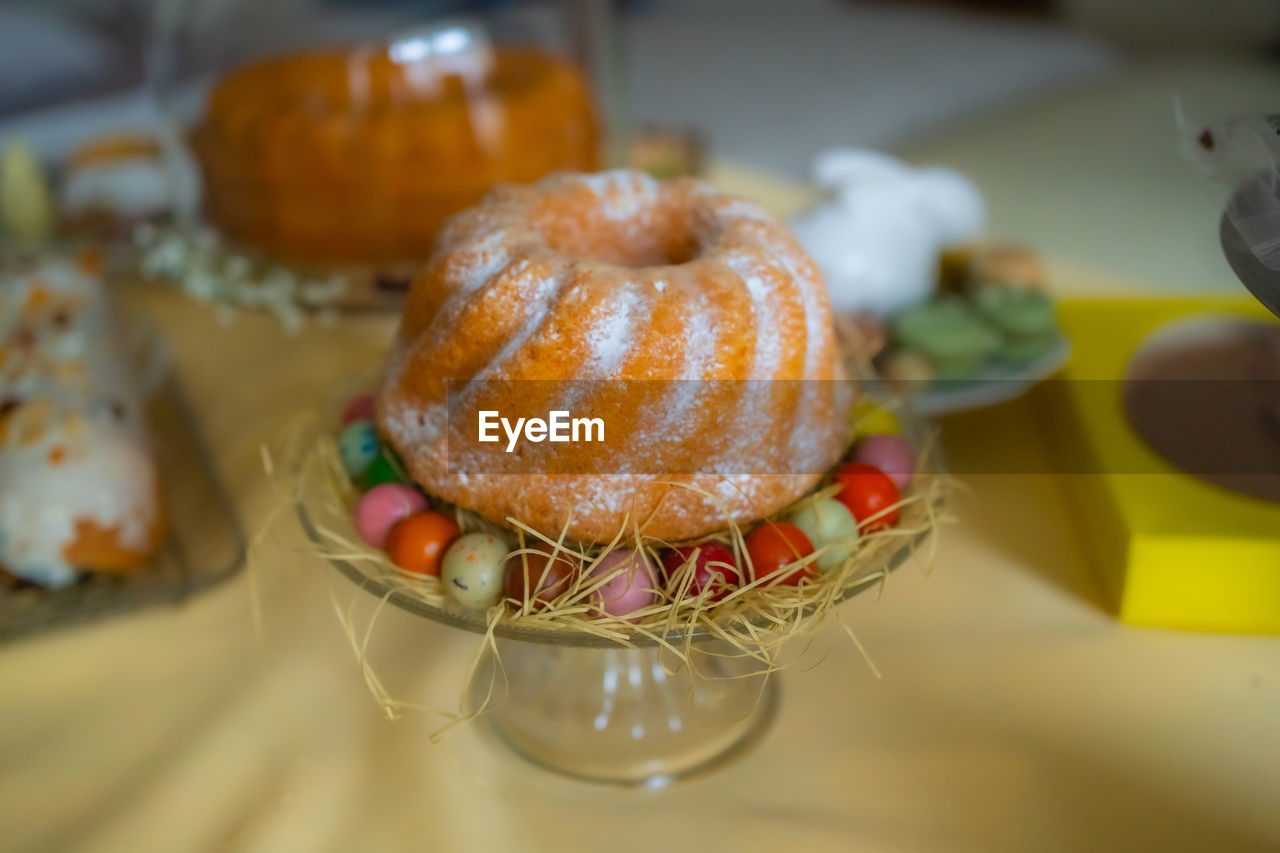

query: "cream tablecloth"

left=3, top=56, right=1280, bottom=853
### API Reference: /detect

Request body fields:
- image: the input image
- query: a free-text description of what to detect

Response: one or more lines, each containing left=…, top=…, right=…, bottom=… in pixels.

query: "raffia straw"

left=246, top=415, right=323, bottom=644
left=255, top=405, right=952, bottom=735
left=427, top=607, right=508, bottom=744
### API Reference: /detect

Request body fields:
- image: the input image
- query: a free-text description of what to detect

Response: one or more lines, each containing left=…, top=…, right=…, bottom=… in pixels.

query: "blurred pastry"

left=626, top=125, right=704, bottom=179
left=938, top=243, right=976, bottom=294
left=973, top=244, right=1047, bottom=291
left=60, top=134, right=174, bottom=237
left=0, top=250, right=164, bottom=587
left=940, top=242, right=1048, bottom=294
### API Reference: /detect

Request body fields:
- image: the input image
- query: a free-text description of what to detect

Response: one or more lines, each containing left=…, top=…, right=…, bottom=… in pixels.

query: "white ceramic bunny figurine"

left=791, top=148, right=986, bottom=317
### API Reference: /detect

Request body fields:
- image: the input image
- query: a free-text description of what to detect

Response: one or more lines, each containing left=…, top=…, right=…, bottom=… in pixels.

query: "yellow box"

left=1035, top=296, right=1280, bottom=634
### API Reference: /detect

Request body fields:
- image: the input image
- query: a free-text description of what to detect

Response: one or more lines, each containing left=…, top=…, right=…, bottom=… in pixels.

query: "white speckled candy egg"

left=785, top=499, right=860, bottom=574
left=441, top=532, right=509, bottom=610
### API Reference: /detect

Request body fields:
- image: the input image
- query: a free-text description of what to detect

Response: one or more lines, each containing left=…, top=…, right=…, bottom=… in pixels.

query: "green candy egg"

left=441, top=532, right=510, bottom=610
left=785, top=499, right=860, bottom=574
left=339, top=420, right=379, bottom=479
left=360, top=454, right=403, bottom=489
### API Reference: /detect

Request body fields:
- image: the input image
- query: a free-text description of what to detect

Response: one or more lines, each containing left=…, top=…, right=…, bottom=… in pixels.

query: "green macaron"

left=891, top=297, right=1000, bottom=380
left=972, top=284, right=1059, bottom=364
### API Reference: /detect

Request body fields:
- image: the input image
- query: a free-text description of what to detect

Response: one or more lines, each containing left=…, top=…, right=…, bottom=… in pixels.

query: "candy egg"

left=504, top=548, right=579, bottom=610
left=852, top=434, right=916, bottom=490
left=441, top=532, right=510, bottom=610
left=588, top=549, right=660, bottom=620
left=341, top=393, right=376, bottom=424
left=785, top=499, right=860, bottom=574
left=339, top=419, right=379, bottom=478
left=386, top=511, right=461, bottom=576
left=834, top=463, right=901, bottom=532
left=661, top=541, right=741, bottom=602
left=851, top=400, right=900, bottom=440
left=745, top=522, right=815, bottom=586
left=354, top=484, right=426, bottom=548
left=360, top=453, right=403, bottom=489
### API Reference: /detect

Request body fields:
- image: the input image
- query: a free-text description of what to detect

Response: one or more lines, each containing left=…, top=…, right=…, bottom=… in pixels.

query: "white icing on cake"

left=0, top=254, right=159, bottom=586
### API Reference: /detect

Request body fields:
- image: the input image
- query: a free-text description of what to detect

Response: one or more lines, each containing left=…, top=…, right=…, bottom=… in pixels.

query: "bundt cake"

left=192, top=42, right=598, bottom=266
left=377, top=170, right=853, bottom=543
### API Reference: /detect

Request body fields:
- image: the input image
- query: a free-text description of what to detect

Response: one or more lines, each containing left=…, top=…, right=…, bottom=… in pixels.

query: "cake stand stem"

left=467, top=638, right=777, bottom=787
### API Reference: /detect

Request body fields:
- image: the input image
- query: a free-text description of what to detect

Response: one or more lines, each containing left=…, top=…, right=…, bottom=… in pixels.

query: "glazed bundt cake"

left=377, top=170, right=852, bottom=542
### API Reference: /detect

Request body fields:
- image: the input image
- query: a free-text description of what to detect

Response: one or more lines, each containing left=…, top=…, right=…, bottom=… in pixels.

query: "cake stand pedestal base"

left=468, top=638, right=776, bottom=788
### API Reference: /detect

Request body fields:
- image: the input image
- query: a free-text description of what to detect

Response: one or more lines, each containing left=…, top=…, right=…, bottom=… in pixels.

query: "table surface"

left=3, top=58, right=1280, bottom=853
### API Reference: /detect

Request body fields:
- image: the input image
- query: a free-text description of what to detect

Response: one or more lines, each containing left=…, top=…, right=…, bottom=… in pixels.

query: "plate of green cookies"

left=868, top=246, right=1072, bottom=416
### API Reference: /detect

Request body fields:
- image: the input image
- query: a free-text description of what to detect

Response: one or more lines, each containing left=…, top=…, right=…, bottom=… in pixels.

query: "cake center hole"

left=537, top=196, right=700, bottom=268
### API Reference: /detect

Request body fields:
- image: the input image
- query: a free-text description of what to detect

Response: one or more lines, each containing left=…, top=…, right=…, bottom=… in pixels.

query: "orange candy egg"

left=386, top=511, right=461, bottom=576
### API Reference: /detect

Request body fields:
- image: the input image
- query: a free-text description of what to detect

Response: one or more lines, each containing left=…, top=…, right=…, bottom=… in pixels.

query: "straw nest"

left=269, top=396, right=947, bottom=655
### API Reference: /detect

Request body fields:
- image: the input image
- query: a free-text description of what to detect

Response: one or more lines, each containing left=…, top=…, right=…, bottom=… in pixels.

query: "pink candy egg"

left=589, top=549, right=660, bottom=620
left=341, top=393, right=376, bottom=425
left=354, top=484, right=427, bottom=548
left=852, top=434, right=915, bottom=490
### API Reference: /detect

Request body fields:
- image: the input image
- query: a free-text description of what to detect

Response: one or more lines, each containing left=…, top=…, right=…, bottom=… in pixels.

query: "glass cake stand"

left=296, top=493, right=937, bottom=788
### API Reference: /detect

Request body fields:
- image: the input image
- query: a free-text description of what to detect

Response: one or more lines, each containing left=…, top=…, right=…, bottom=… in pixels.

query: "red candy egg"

left=386, top=511, right=461, bottom=576
left=834, top=463, right=900, bottom=532
left=503, top=548, right=580, bottom=610
left=745, top=522, right=814, bottom=586
left=341, top=393, right=376, bottom=425
left=661, top=542, right=741, bottom=602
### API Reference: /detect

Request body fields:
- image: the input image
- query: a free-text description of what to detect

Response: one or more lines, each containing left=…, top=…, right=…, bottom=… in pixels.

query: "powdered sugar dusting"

left=472, top=274, right=558, bottom=380
left=577, top=170, right=659, bottom=221
left=452, top=228, right=513, bottom=295
left=769, top=244, right=827, bottom=377
left=584, top=283, right=640, bottom=373
left=383, top=397, right=446, bottom=450
left=713, top=198, right=771, bottom=223
left=679, top=299, right=714, bottom=379
left=723, top=253, right=784, bottom=377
